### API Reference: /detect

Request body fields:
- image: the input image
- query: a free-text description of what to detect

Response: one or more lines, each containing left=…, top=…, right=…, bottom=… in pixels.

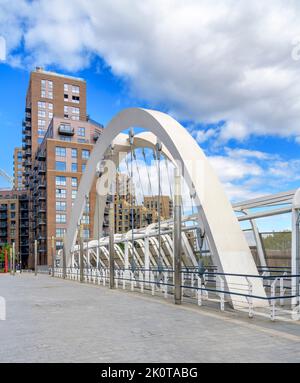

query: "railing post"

left=280, top=276, right=285, bottom=306
left=247, top=278, right=254, bottom=318
left=34, top=240, right=38, bottom=276
left=109, top=202, right=115, bottom=289
left=197, top=276, right=202, bottom=306
left=51, top=236, right=55, bottom=277
left=12, top=242, right=15, bottom=276
left=174, top=168, right=182, bottom=305
left=270, top=279, right=277, bottom=321
left=9, top=247, right=12, bottom=275
left=79, top=224, right=84, bottom=283
left=62, top=243, right=66, bottom=279
left=217, top=276, right=225, bottom=311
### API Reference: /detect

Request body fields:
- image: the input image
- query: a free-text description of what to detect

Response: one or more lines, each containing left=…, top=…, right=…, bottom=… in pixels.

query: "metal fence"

left=51, top=266, right=300, bottom=322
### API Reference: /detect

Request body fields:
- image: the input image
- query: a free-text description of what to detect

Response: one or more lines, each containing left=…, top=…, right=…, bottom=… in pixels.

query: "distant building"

left=144, top=195, right=173, bottom=220
left=0, top=189, right=29, bottom=267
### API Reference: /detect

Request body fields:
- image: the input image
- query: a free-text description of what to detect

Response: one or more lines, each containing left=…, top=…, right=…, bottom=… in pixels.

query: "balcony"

left=24, top=150, right=31, bottom=157
left=38, top=220, right=46, bottom=226
left=38, top=182, right=46, bottom=189
left=37, top=152, right=46, bottom=161
left=38, top=167, right=46, bottom=175
left=58, top=125, right=74, bottom=136
left=38, top=195, right=46, bottom=201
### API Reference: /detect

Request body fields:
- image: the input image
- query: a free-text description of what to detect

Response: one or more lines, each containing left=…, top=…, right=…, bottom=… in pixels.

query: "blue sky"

left=0, top=0, right=300, bottom=231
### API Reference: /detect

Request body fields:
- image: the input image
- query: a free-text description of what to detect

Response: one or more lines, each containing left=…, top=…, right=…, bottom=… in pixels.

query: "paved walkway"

left=0, top=273, right=299, bottom=363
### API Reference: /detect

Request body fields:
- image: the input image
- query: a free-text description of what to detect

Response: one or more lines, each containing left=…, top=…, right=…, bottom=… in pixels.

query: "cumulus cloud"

left=1, top=0, right=300, bottom=141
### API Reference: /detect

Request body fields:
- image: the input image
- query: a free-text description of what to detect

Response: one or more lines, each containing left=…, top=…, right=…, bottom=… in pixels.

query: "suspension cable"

left=156, top=139, right=163, bottom=273
left=142, top=148, right=153, bottom=197
left=133, top=148, right=145, bottom=203
left=164, top=156, right=173, bottom=201
left=129, top=128, right=136, bottom=272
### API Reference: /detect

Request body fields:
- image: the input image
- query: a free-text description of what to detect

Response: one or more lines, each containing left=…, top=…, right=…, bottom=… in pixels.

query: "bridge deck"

left=0, top=273, right=299, bottom=363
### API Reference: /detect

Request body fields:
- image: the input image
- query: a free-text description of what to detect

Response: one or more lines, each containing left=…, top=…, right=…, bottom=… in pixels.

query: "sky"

left=0, top=0, right=300, bottom=231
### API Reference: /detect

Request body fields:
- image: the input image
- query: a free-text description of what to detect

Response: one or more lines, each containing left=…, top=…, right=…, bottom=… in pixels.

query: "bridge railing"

left=51, top=266, right=300, bottom=322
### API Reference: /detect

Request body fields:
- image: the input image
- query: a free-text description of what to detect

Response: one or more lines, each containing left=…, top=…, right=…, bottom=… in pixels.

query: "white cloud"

left=1, top=0, right=300, bottom=141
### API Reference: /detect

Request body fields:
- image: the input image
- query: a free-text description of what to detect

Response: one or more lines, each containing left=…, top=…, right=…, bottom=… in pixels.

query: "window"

left=82, top=149, right=90, bottom=160
left=64, top=84, right=69, bottom=92
left=38, top=129, right=45, bottom=136
left=73, top=107, right=80, bottom=115
left=48, top=112, right=53, bottom=119
left=71, top=163, right=77, bottom=172
left=56, top=188, right=66, bottom=199
left=71, top=190, right=77, bottom=199
left=10, top=203, right=15, bottom=210
left=72, top=95, right=80, bottom=103
left=56, top=214, right=66, bottom=223
left=82, top=164, right=86, bottom=172
left=72, top=85, right=80, bottom=94
left=38, top=119, right=46, bottom=127
left=48, top=103, right=53, bottom=110
left=71, top=115, right=79, bottom=121
left=71, top=177, right=77, bottom=187
left=64, top=94, right=69, bottom=101
left=11, top=212, right=16, bottom=218
left=55, top=147, right=66, bottom=157
left=83, top=229, right=90, bottom=239
left=56, top=228, right=66, bottom=238
left=78, top=127, right=85, bottom=137
left=41, top=80, right=46, bottom=88
left=38, top=110, right=46, bottom=118
left=41, top=90, right=46, bottom=98
left=82, top=215, right=89, bottom=224
left=71, top=148, right=77, bottom=158
left=55, top=176, right=66, bottom=186
left=56, top=161, right=66, bottom=171
left=77, top=138, right=87, bottom=143
left=38, top=137, right=43, bottom=144
left=56, top=241, right=63, bottom=250
left=48, top=91, right=53, bottom=99
left=48, top=80, right=53, bottom=89
left=38, top=101, right=46, bottom=109
left=56, top=201, right=66, bottom=211
left=64, top=105, right=69, bottom=118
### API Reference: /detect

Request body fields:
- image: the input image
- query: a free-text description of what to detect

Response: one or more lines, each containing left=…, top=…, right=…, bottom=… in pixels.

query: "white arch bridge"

left=54, top=108, right=300, bottom=321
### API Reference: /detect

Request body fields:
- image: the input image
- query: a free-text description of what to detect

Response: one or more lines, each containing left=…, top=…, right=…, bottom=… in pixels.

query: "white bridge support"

left=292, top=189, right=300, bottom=306
left=64, top=108, right=267, bottom=308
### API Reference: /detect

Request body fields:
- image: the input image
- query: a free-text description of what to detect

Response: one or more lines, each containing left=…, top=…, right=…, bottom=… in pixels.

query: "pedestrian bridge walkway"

left=0, top=273, right=299, bottom=363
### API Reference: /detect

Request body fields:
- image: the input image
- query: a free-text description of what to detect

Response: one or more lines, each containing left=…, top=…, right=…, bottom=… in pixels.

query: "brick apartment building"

left=22, top=67, right=103, bottom=267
